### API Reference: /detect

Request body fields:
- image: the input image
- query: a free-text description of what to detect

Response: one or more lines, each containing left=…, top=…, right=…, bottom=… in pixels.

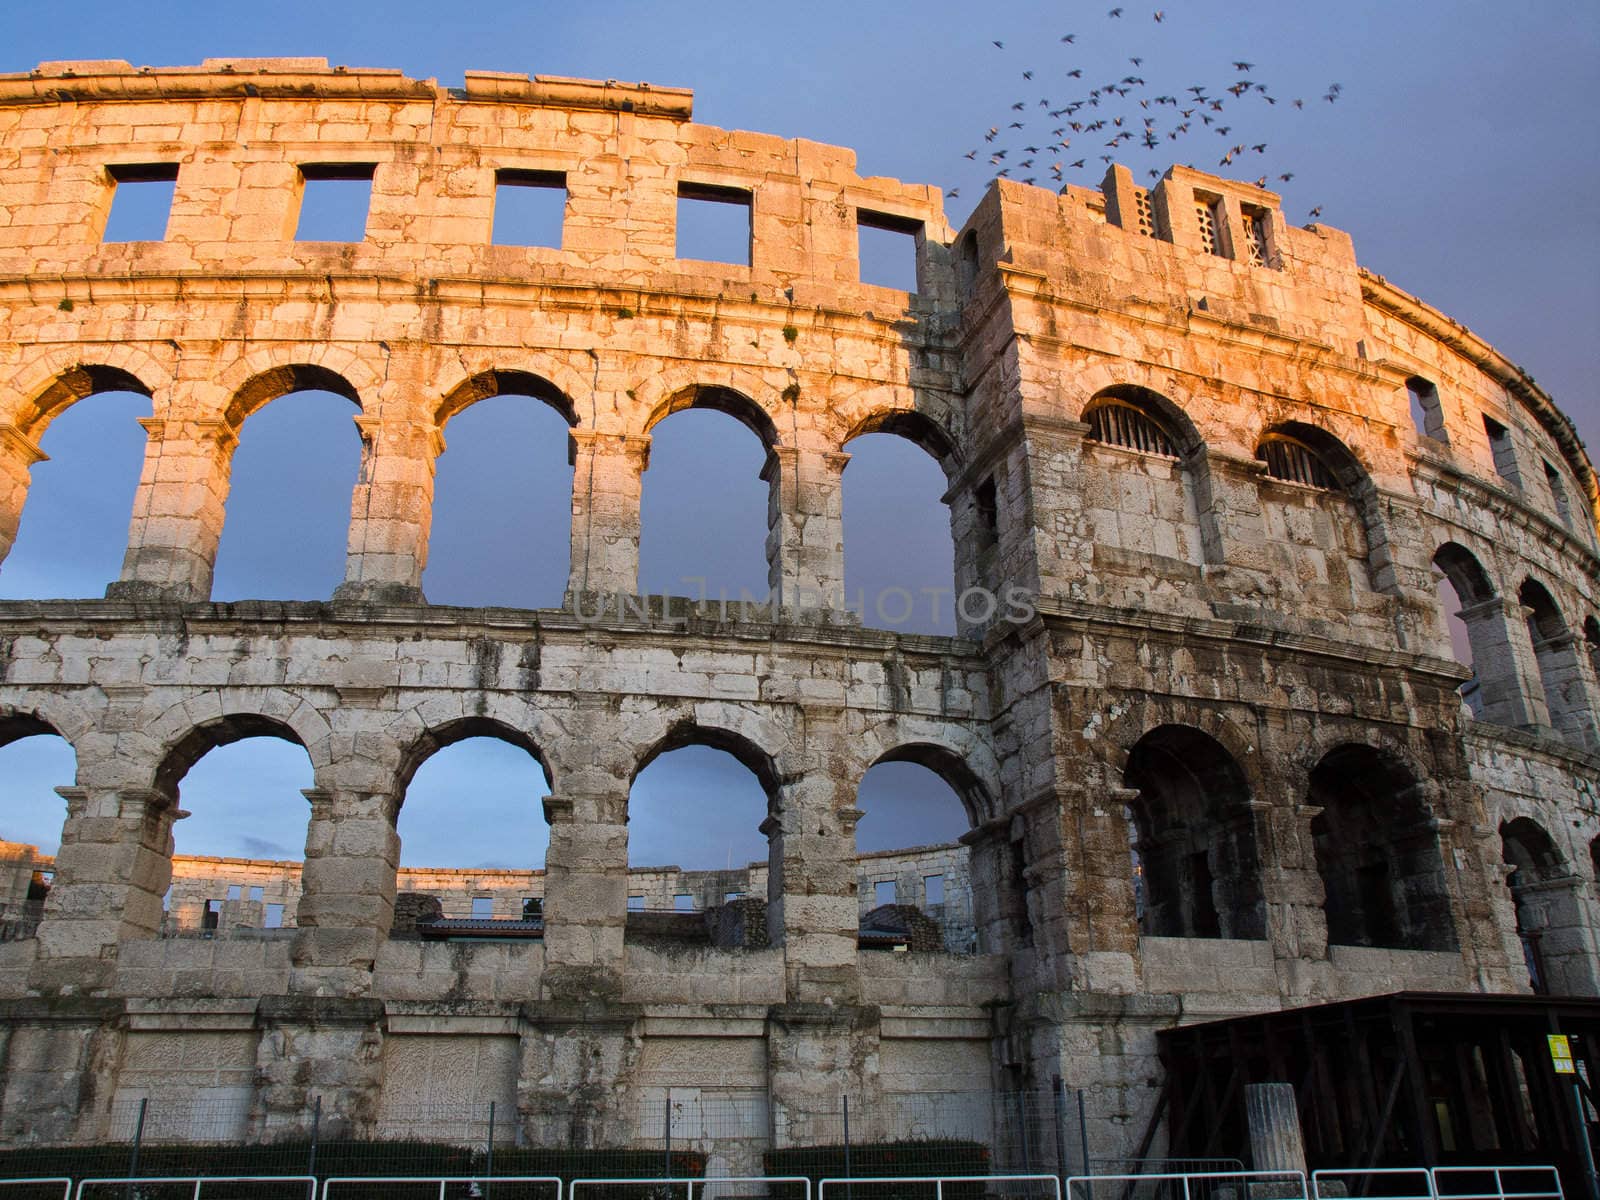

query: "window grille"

left=1133, top=189, right=1155, bottom=237
left=1088, top=400, right=1177, bottom=457
left=1242, top=209, right=1270, bottom=266
left=1259, top=437, right=1337, bottom=489
left=1195, top=199, right=1225, bottom=256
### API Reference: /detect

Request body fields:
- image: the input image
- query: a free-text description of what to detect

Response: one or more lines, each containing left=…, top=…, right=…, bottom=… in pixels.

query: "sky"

left=1, top=1, right=1595, bottom=880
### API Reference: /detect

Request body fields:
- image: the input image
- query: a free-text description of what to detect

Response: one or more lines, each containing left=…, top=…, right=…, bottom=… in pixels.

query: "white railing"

left=1067, top=1171, right=1306, bottom=1200
left=322, top=1177, right=562, bottom=1200
left=1313, top=1168, right=1436, bottom=1200
left=570, top=1179, right=810, bottom=1200
left=0, top=1181, right=71, bottom=1200
left=1430, top=1166, right=1563, bottom=1200
left=822, top=1175, right=1061, bottom=1200
left=76, top=1178, right=316, bottom=1199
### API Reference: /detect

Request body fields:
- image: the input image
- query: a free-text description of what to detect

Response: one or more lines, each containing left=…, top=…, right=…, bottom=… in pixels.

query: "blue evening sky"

left=0, top=2, right=1594, bottom=875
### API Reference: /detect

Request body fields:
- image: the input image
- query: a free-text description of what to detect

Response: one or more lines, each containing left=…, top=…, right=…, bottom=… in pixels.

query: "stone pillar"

left=0, top=998, right=124, bottom=1145
left=766, top=1003, right=883, bottom=1146
left=1456, top=597, right=1534, bottom=727
left=1192, top=451, right=1273, bottom=576
left=108, top=416, right=236, bottom=602
left=1100, top=164, right=1146, bottom=234
left=1244, top=1082, right=1308, bottom=1175
left=766, top=735, right=861, bottom=1003
left=252, top=995, right=385, bottom=1139
left=0, top=423, right=47, bottom=569
left=763, top=445, right=849, bottom=614
left=1258, top=796, right=1335, bottom=985
left=567, top=431, right=650, bottom=598
left=516, top=1002, right=642, bottom=1148
left=541, top=790, right=628, bottom=980
left=29, top=785, right=176, bottom=995
left=335, top=415, right=441, bottom=604
left=291, top=786, right=396, bottom=997
left=1038, top=781, right=1124, bottom=993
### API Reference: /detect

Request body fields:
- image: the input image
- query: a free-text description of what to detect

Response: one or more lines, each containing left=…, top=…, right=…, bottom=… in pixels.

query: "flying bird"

left=1153, top=10, right=1164, bottom=21
left=1233, top=62, right=1254, bottom=71
left=947, top=188, right=960, bottom=198
left=1130, top=57, right=1143, bottom=66
left=1023, top=70, right=1034, bottom=79
left=992, top=40, right=1004, bottom=48
left=1108, top=7, right=1123, bottom=16
left=1308, top=206, right=1322, bottom=219
left=1061, top=33, right=1076, bottom=42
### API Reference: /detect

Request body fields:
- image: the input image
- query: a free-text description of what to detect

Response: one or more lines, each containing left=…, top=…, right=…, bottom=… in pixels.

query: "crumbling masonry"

left=0, top=58, right=1597, bottom=1155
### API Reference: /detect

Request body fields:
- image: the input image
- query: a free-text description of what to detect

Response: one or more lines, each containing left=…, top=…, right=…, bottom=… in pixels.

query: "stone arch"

left=632, top=717, right=784, bottom=806
left=1255, top=419, right=1373, bottom=495
left=222, top=363, right=364, bottom=430
left=1499, top=816, right=1592, bottom=995
left=1097, top=700, right=1267, bottom=801
left=153, top=712, right=312, bottom=801
left=1123, top=724, right=1266, bottom=940
left=842, top=408, right=961, bottom=478
left=211, top=345, right=381, bottom=427
left=640, top=383, right=779, bottom=448
left=4, top=361, right=155, bottom=439
left=143, top=690, right=334, bottom=785
left=395, top=715, right=555, bottom=801
left=1308, top=741, right=1457, bottom=951
left=867, top=740, right=992, bottom=831
left=435, top=369, right=581, bottom=431
left=1432, top=541, right=1522, bottom=723
left=1519, top=577, right=1594, bottom=744
left=0, top=696, right=96, bottom=759
left=1082, top=384, right=1205, bottom=460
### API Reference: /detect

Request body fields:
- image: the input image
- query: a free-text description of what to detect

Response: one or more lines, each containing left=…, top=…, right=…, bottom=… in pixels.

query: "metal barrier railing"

left=569, top=1180, right=809, bottom=1200
left=1067, top=1170, right=1307, bottom=1200
left=322, top=1177, right=562, bottom=1200
left=0, top=1181, right=71, bottom=1200
left=1313, top=1168, right=1436, bottom=1200
left=1429, top=1167, right=1564, bottom=1200
left=821, top=1175, right=1062, bottom=1200
left=75, top=1178, right=316, bottom=1200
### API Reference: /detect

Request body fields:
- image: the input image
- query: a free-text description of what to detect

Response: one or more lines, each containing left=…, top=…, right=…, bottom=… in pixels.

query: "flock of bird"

left=950, top=7, right=1338, bottom=223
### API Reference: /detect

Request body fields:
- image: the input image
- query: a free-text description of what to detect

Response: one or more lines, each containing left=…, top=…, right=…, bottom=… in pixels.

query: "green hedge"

left=764, top=1140, right=994, bottom=1200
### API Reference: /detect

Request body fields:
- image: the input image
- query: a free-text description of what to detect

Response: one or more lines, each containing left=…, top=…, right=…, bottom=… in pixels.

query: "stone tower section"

left=0, top=58, right=1596, bottom=1155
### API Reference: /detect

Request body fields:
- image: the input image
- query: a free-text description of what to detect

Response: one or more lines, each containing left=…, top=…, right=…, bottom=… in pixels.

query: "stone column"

left=763, top=445, right=849, bottom=614
left=252, top=995, right=385, bottom=1140
left=1192, top=451, right=1273, bottom=576
left=291, top=786, right=397, bottom=997
left=567, top=431, right=650, bottom=599
left=108, top=415, right=237, bottom=602
left=1457, top=597, right=1534, bottom=726
left=29, top=785, right=176, bottom=995
left=1257, top=795, right=1335, bottom=981
left=541, top=789, right=628, bottom=983
left=1244, top=1082, right=1308, bottom=1176
left=766, top=1003, right=884, bottom=1147
left=766, top=737, right=862, bottom=1003
left=334, top=415, right=441, bottom=604
left=0, top=423, right=46, bottom=569
left=516, top=1002, right=643, bottom=1148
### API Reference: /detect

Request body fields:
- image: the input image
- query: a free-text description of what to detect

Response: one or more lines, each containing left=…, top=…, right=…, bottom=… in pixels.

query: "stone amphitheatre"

left=0, top=57, right=1597, bottom=1169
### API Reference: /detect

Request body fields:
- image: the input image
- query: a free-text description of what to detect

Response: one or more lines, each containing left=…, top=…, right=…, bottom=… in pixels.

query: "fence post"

left=308, top=1094, right=322, bottom=1180
left=124, top=1096, right=148, bottom=1200
left=843, top=1095, right=853, bottom=1200
left=1077, top=1090, right=1091, bottom=1175
left=1016, top=1090, right=1031, bottom=1170
left=487, top=1099, right=496, bottom=1199
left=665, top=1093, right=674, bottom=1179
left=1052, top=1077, right=1070, bottom=1200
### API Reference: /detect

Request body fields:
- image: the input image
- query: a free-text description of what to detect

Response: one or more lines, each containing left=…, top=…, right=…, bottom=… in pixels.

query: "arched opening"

left=1082, top=387, right=1206, bottom=566
left=1432, top=543, right=1504, bottom=720
left=0, top=386, right=150, bottom=598
left=1256, top=422, right=1378, bottom=596
left=1519, top=579, right=1593, bottom=744
left=0, top=717, right=73, bottom=938
left=212, top=372, right=363, bottom=600
left=843, top=417, right=958, bottom=635
left=1406, top=377, right=1447, bottom=443
left=1585, top=617, right=1600, bottom=683
left=640, top=392, right=775, bottom=604
left=1123, top=725, right=1265, bottom=940
left=427, top=373, right=577, bottom=608
left=627, top=726, right=776, bottom=944
left=395, top=723, right=552, bottom=927
left=856, top=753, right=977, bottom=951
left=1309, top=744, right=1456, bottom=951
left=1500, top=818, right=1567, bottom=994
left=156, top=717, right=315, bottom=936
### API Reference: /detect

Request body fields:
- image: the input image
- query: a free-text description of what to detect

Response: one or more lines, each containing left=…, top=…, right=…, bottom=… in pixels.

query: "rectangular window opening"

left=295, top=163, right=375, bottom=242
left=724, top=891, right=741, bottom=902
left=627, top=894, right=646, bottom=912
left=1483, top=415, right=1522, bottom=488
left=247, top=886, right=264, bottom=902
left=493, top=169, right=567, bottom=249
left=226, top=884, right=242, bottom=901
left=1407, top=377, right=1447, bottom=442
left=263, top=903, right=285, bottom=929
left=673, top=892, right=696, bottom=912
left=103, top=163, right=178, bottom=243
left=1194, top=194, right=1227, bottom=258
left=873, top=879, right=898, bottom=907
left=857, top=209, right=923, bottom=291
left=975, top=477, right=999, bottom=552
left=923, top=874, right=945, bottom=906
left=470, top=896, right=494, bottom=919
left=522, top=896, right=543, bottom=919
left=1241, top=204, right=1273, bottom=268
left=202, top=899, right=222, bottom=931
left=1544, top=461, right=1574, bottom=529
left=676, top=182, right=752, bottom=266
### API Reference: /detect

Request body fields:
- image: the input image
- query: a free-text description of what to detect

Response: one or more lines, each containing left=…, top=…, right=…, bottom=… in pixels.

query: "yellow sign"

left=1550, top=1034, right=1576, bottom=1074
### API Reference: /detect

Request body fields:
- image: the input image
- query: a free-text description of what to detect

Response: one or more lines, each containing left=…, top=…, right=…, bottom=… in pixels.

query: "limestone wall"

left=0, top=58, right=1596, bottom=1158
